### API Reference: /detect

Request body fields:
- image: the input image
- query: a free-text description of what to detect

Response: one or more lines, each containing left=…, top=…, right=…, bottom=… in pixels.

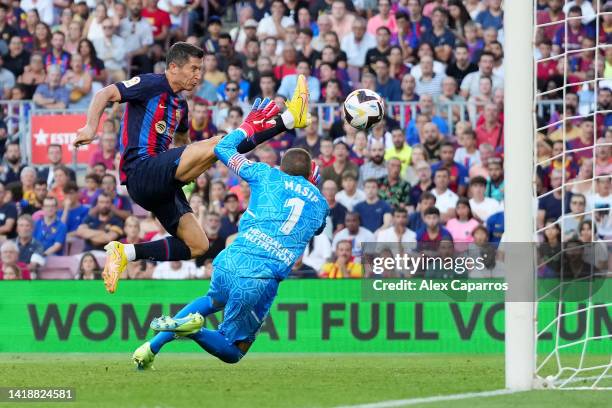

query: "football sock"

left=149, top=296, right=219, bottom=354
left=134, top=237, right=192, bottom=262
left=188, top=328, right=244, bottom=364
left=236, top=115, right=288, bottom=153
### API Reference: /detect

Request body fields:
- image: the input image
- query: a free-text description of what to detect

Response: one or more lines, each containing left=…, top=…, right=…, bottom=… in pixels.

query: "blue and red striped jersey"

left=115, top=74, right=189, bottom=183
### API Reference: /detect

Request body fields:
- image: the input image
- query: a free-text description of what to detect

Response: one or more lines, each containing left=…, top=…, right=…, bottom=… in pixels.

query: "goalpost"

left=505, top=0, right=611, bottom=390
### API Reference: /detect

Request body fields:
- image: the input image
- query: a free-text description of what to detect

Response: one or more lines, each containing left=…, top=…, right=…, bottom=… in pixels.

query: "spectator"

left=93, top=18, right=127, bottom=81
left=416, top=206, right=453, bottom=244
left=475, top=0, right=504, bottom=31
left=365, top=26, right=392, bottom=70
left=119, top=0, right=154, bottom=75
left=374, top=57, right=401, bottom=101
left=321, top=140, right=359, bottom=188
left=320, top=240, right=363, bottom=279
left=65, top=21, right=83, bottom=55
left=562, top=0, right=596, bottom=26
left=354, top=178, right=392, bottom=233
left=96, top=174, right=132, bottom=220
left=376, top=207, right=416, bottom=245
left=406, top=96, right=450, bottom=145
left=60, top=53, right=93, bottom=109
left=446, top=43, right=478, bottom=87
left=19, top=166, right=37, bottom=206
left=22, top=179, right=48, bottom=217
left=14, top=214, right=45, bottom=273
left=0, top=55, right=15, bottom=97
left=153, top=260, right=202, bottom=279
left=4, top=36, right=31, bottom=78
left=0, top=181, right=17, bottom=239
left=1, top=142, right=25, bottom=185
left=37, top=144, right=76, bottom=186
left=486, top=209, right=504, bottom=245
left=335, top=171, right=365, bottom=211
left=0, top=240, right=31, bottom=280
left=78, top=39, right=108, bottom=85
left=59, top=181, right=90, bottom=234
left=218, top=60, right=250, bottom=102
left=48, top=165, right=71, bottom=206
left=409, top=160, right=434, bottom=208
left=378, top=157, right=411, bottom=210
left=454, top=128, right=481, bottom=169
left=384, top=127, right=413, bottom=174
left=446, top=198, right=479, bottom=243
left=475, top=103, right=503, bottom=149
left=278, top=60, right=321, bottom=102
left=431, top=142, right=469, bottom=196
left=44, top=31, right=71, bottom=75
left=293, top=114, right=321, bottom=157
left=342, top=17, right=376, bottom=75
left=431, top=167, right=458, bottom=222
left=422, top=7, right=455, bottom=63
left=408, top=191, right=436, bottom=232
left=469, top=176, right=502, bottom=223
left=560, top=193, right=590, bottom=240
left=196, top=212, right=226, bottom=266
left=77, top=252, right=102, bottom=280
left=16, top=52, right=46, bottom=100
left=537, top=169, right=564, bottom=230
left=89, top=132, right=117, bottom=171
left=33, top=22, right=52, bottom=54
left=321, top=179, right=347, bottom=237
left=219, top=193, right=242, bottom=239
left=407, top=0, right=432, bottom=40
left=460, top=51, right=502, bottom=99
left=142, top=0, right=171, bottom=44
left=33, top=65, right=69, bottom=109
left=485, top=156, right=505, bottom=202
left=76, top=192, right=124, bottom=251
left=367, top=0, right=397, bottom=35
left=257, top=0, right=294, bottom=42
left=33, top=196, right=67, bottom=256
left=358, top=141, right=387, bottom=186
left=188, top=100, right=217, bottom=141
left=578, top=220, right=608, bottom=270
left=537, top=0, right=565, bottom=41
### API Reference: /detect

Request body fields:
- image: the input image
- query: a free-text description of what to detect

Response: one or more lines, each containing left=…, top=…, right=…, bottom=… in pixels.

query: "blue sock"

left=188, top=328, right=244, bottom=364
left=150, top=296, right=217, bottom=354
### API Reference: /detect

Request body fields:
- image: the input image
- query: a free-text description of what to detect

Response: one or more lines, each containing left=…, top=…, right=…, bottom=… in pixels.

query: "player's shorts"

left=124, top=146, right=191, bottom=236
left=206, top=266, right=279, bottom=344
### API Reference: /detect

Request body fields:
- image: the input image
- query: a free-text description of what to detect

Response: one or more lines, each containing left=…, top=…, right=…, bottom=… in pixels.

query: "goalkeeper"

left=132, top=98, right=328, bottom=369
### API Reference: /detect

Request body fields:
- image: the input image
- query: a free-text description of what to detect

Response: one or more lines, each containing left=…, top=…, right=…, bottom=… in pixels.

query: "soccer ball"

left=343, top=89, right=385, bottom=130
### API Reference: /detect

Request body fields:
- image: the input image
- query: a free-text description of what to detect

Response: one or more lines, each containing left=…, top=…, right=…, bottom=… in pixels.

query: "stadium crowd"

left=0, top=0, right=610, bottom=281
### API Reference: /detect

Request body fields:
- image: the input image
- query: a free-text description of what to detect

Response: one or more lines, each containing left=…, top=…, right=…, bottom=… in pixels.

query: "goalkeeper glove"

left=238, top=97, right=280, bottom=138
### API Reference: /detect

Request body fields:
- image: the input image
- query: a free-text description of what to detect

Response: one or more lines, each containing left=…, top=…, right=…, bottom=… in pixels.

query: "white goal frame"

left=503, top=0, right=537, bottom=391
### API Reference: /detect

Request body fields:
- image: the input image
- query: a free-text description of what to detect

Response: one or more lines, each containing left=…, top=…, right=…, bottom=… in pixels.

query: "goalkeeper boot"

left=133, top=342, right=155, bottom=371
left=284, top=74, right=310, bottom=129
left=102, top=241, right=128, bottom=294
left=150, top=313, right=205, bottom=336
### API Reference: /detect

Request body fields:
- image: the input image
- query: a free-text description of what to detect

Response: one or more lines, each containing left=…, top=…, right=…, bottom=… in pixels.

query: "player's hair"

left=280, top=148, right=312, bottom=179
left=166, top=42, right=204, bottom=67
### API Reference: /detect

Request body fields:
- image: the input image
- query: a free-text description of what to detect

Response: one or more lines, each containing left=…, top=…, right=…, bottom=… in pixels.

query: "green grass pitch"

left=0, top=354, right=608, bottom=408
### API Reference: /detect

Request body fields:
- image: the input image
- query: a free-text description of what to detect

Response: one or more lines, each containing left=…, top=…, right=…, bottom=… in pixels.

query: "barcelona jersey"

left=115, top=74, right=189, bottom=183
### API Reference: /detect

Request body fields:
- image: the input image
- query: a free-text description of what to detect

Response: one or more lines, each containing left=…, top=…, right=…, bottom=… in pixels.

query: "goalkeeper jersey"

left=213, top=129, right=329, bottom=280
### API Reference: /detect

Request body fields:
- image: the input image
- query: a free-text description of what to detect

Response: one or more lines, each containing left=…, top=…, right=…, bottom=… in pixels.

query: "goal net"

left=528, top=0, right=612, bottom=390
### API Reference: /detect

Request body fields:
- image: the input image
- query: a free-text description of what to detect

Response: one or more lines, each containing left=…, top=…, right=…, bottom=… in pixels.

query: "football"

left=343, top=89, right=385, bottom=130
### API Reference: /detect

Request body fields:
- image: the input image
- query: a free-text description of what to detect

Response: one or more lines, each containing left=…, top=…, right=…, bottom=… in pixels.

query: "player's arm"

left=73, top=84, right=121, bottom=147
left=214, top=98, right=280, bottom=182
left=214, top=128, right=269, bottom=183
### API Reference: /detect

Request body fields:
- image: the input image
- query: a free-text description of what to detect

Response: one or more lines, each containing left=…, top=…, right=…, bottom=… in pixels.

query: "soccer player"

left=73, top=42, right=310, bottom=293
left=131, top=99, right=328, bottom=369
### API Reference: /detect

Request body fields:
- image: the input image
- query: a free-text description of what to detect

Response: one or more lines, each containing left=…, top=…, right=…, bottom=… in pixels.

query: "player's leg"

left=174, top=74, right=310, bottom=183
left=188, top=275, right=279, bottom=364
left=138, top=267, right=230, bottom=360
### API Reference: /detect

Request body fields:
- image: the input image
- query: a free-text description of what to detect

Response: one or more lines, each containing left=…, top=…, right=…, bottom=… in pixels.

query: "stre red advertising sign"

left=30, top=113, right=105, bottom=165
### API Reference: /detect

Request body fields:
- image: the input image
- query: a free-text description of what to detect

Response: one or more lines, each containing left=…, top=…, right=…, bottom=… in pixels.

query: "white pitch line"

left=335, top=389, right=526, bottom=408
